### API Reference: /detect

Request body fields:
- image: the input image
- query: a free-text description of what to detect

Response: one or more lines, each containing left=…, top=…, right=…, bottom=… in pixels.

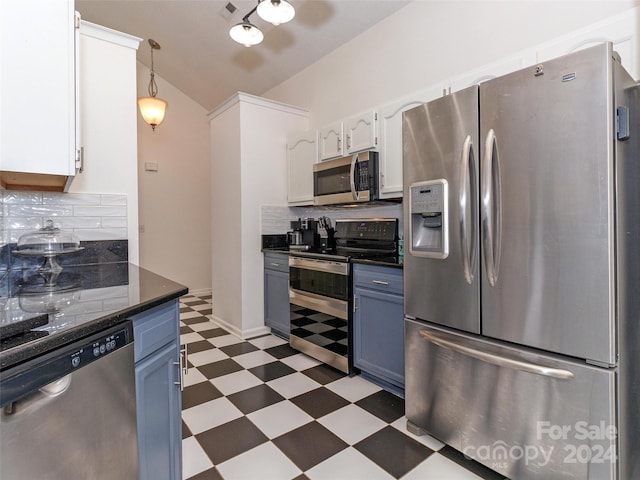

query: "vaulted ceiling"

left=76, top=0, right=410, bottom=111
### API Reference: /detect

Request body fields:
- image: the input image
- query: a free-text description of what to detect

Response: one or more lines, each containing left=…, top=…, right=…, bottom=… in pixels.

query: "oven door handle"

left=289, top=256, right=349, bottom=275
left=290, top=288, right=348, bottom=320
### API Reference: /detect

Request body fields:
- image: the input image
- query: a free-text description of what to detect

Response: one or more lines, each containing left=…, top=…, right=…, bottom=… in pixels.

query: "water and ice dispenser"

left=409, top=180, right=448, bottom=258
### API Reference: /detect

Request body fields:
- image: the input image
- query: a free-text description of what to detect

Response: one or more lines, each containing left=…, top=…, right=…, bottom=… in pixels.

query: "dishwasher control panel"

left=0, top=322, right=133, bottom=407
left=72, top=328, right=130, bottom=369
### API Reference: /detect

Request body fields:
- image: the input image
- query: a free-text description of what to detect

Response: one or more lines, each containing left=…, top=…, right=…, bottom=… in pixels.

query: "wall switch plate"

left=145, top=162, right=158, bottom=172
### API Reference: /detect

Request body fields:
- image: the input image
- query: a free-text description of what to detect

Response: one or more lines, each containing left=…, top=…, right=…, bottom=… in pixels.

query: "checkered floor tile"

left=179, top=294, right=507, bottom=480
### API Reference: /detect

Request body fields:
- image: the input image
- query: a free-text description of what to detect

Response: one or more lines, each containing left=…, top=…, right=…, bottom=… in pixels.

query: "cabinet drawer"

left=405, top=319, right=616, bottom=480
left=354, top=264, right=403, bottom=295
left=264, top=252, right=289, bottom=274
left=132, top=301, right=179, bottom=362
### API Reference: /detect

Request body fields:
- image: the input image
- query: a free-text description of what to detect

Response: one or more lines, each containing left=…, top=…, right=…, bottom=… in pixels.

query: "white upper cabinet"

left=0, top=0, right=79, bottom=191
left=447, top=53, right=534, bottom=94
left=318, top=121, right=344, bottom=161
left=319, top=109, right=379, bottom=161
left=287, top=130, right=317, bottom=206
left=377, top=85, right=442, bottom=199
left=344, top=110, right=378, bottom=154
left=535, top=8, right=638, bottom=79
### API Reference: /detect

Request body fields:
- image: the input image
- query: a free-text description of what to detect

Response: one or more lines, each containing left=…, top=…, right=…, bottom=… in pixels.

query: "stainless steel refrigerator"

left=402, top=42, right=639, bottom=480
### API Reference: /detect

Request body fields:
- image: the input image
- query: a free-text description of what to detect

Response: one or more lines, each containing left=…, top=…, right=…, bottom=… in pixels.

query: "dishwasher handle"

left=3, top=374, right=73, bottom=417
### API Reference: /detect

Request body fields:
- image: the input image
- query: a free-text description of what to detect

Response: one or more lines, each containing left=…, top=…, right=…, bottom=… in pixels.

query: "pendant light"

left=138, top=39, right=168, bottom=131
left=230, top=0, right=295, bottom=47
left=257, top=0, right=295, bottom=26
left=229, top=19, right=264, bottom=47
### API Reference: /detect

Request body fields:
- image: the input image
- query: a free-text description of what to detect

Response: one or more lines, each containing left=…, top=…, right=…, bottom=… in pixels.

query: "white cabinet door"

left=287, top=130, right=317, bottom=205
left=377, top=85, right=442, bottom=199
left=535, top=8, right=638, bottom=79
left=344, top=110, right=377, bottom=154
left=448, top=54, right=533, bottom=94
left=318, top=121, right=343, bottom=161
left=0, top=0, right=78, bottom=189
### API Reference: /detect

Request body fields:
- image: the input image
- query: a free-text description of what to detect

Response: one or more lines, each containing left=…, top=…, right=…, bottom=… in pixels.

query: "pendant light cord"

left=148, top=41, right=159, bottom=98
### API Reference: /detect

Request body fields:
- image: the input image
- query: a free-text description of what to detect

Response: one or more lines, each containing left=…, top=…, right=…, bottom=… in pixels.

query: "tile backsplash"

left=261, top=203, right=404, bottom=237
left=1, top=191, right=128, bottom=246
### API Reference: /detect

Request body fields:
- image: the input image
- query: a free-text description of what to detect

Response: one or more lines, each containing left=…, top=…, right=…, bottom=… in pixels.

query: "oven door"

left=289, top=256, right=351, bottom=373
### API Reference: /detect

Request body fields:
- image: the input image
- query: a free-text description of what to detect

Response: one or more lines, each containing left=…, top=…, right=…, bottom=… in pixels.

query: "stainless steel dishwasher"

left=0, top=321, right=138, bottom=478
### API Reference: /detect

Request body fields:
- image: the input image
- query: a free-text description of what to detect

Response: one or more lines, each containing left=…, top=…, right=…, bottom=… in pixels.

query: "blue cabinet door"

left=132, top=300, right=182, bottom=480
left=354, top=287, right=405, bottom=391
left=264, top=253, right=290, bottom=339
left=135, top=342, right=181, bottom=480
left=353, top=263, right=404, bottom=395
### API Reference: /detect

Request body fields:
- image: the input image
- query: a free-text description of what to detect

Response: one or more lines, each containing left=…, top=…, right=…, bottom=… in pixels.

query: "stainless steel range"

left=288, top=218, right=398, bottom=374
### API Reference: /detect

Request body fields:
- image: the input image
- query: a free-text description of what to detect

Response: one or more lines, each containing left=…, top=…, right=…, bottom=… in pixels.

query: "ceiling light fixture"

left=229, top=0, right=295, bottom=47
left=137, top=39, right=168, bottom=131
left=257, top=0, right=295, bottom=26
left=229, top=17, right=264, bottom=47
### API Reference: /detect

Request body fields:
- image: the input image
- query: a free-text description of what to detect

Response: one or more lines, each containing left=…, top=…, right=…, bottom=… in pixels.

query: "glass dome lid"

left=16, top=220, right=81, bottom=254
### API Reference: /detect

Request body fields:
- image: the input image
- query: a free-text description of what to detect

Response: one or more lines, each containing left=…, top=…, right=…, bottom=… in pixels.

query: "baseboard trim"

left=209, top=314, right=271, bottom=340
left=188, top=288, right=212, bottom=297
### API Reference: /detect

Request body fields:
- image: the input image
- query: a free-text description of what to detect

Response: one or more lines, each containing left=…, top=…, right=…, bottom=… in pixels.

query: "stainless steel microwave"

left=313, top=151, right=379, bottom=206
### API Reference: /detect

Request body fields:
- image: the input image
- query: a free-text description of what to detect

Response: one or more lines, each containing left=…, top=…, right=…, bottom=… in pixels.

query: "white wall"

left=209, top=94, right=308, bottom=338
left=136, top=63, right=212, bottom=293
left=240, top=97, right=308, bottom=336
left=209, top=99, right=243, bottom=334
left=265, top=0, right=639, bottom=127
left=70, top=22, right=141, bottom=263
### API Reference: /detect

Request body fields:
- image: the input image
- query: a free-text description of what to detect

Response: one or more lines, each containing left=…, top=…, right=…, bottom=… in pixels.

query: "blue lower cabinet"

left=132, top=300, right=182, bottom=480
left=353, top=264, right=404, bottom=396
left=264, top=252, right=290, bottom=339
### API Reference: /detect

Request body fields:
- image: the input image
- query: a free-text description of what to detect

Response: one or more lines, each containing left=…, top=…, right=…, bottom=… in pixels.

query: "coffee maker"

left=288, top=218, right=319, bottom=251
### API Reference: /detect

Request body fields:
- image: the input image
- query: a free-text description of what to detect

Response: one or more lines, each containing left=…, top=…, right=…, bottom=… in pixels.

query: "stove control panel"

left=334, top=219, right=398, bottom=241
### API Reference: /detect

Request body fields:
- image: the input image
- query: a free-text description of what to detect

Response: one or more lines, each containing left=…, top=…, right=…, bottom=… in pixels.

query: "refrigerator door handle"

left=481, top=129, right=502, bottom=286
left=419, top=330, right=575, bottom=380
left=459, top=134, right=477, bottom=284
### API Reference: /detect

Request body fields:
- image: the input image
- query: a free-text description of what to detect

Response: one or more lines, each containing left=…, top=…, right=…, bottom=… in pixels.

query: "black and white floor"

left=179, top=294, right=506, bottom=480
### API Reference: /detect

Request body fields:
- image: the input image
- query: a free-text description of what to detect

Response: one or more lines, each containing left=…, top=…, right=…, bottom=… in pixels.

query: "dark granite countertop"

left=351, top=257, right=404, bottom=269
left=262, top=247, right=291, bottom=253
left=0, top=263, right=188, bottom=371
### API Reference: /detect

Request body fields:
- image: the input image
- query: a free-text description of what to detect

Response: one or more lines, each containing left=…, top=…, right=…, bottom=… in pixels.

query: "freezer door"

left=405, top=319, right=617, bottom=480
left=403, top=85, right=481, bottom=333
left=479, top=43, right=616, bottom=364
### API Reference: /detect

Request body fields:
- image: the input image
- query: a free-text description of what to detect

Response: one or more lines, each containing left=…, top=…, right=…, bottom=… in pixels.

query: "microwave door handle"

left=349, top=153, right=359, bottom=201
